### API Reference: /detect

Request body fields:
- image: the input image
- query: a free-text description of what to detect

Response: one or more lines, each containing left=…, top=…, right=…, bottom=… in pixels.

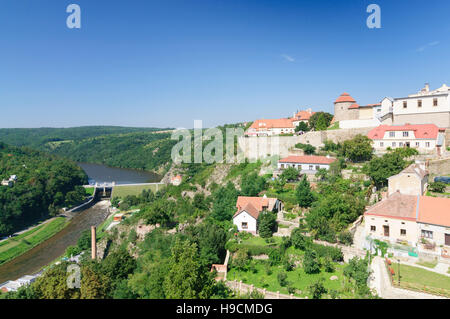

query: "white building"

left=245, top=118, right=295, bottom=136
left=388, top=163, right=428, bottom=196
left=278, top=155, right=336, bottom=173
left=368, top=124, right=446, bottom=154
left=232, top=195, right=282, bottom=234
left=383, top=83, right=450, bottom=128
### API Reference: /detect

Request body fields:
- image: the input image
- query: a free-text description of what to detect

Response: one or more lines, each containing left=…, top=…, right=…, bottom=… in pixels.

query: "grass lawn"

left=228, top=256, right=352, bottom=299
left=112, top=183, right=165, bottom=198
left=0, top=217, right=69, bottom=265
left=96, top=213, right=116, bottom=241
left=391, top=263, right=450, bottom=297
left=84, top=187, right=95, bottom=196
left=416, top=259, right=438, bottom=268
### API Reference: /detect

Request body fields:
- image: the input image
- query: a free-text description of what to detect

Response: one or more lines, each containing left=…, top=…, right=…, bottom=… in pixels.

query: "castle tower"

left=334, top=93, right=358, bottom=122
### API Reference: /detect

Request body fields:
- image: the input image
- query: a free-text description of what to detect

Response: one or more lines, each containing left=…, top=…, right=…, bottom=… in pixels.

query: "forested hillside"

left=0, top=127, right=176, bottom=173
left=0, top=142, right=88, bottom=236
left=0, top=126, right=170, bottom=148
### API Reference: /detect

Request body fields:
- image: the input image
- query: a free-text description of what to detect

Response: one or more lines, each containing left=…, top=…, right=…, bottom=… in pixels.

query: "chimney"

left=424, top=83, right=430, bottom=92
left=91, top=226, right=97, bottom=260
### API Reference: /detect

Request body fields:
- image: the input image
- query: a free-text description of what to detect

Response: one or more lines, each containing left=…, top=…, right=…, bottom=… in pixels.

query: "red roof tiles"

left=249, top=118, right=294, bottom=130
left=368, top=124, right=441, bottom=140
left=334, top=93, right=356, bottom=103
left=279, top=155, right=336, bottom=165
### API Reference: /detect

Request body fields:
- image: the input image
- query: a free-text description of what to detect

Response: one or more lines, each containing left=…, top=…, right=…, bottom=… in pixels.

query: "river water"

left=0, top=163, right=161, bottom=283
left=78, top=162, right=161, bottom=185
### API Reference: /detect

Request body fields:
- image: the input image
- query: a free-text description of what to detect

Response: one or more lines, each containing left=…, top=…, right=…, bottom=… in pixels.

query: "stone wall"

left=238, top=127, right=373, bottom=160
left=428, top=158, right=450, bottom=176
left=393, top=112, right=450, bottom=128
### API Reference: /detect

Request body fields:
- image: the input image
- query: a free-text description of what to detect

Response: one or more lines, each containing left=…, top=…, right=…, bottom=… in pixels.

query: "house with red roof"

left=367, top=124, right=446, bottom=154
left=364, top=193, right=450, bottom=254
left=232, top=195, right=283, bottom=234
left=245, top=118, right=295, bottom=136
left=278, top=155, right=336, bottom=173
left=291, top=108, right=315, bottom=128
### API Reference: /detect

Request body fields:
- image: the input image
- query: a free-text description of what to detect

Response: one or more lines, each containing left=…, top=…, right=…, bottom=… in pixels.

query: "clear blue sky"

left=1, top=0, right=449, bottom=129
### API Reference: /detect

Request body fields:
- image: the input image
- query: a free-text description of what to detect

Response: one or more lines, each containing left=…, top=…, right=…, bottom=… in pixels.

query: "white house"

left=388, top=163, right=428, bottom=196
left=364, top=193, right=450, bottom=250
left=367, top=124, right=446, bottom=154
left=278, top=155, right=336, bottom=173
left=245, top=118, right=295, bottom=136
left=232, top=195, right=282, bottom=234
left=291, top=109, right=315, bottom=128
left=383, top=83, right=450, bottom=128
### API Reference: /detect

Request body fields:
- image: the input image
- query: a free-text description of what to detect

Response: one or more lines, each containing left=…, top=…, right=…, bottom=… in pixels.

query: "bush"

left=337, top=231, right=353, bottom=246
left=311, top=243, right=344, bottom=262
left=277, top=271, right=288, bottom=287
left=324, top=257, right=335, bottom=273
left=429, top=182, right=446, bottom=193
left=303, top=249, right=320, bottom=274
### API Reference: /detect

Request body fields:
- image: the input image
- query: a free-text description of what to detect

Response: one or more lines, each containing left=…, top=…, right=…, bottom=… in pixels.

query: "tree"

left=340, top=135, right=373, bottom=162
left=163, top=239, right=215, bottom=299
left=295, top=143, right=316, bottom=155
left=211, top=182, right=238, bottom=221
left=295, top=121, right=310, bottom=132
left=343, top=257, right=371, bottom=296
left=273, top=177, right=286, bottom=193
left=240, top=172, right=266, bottom=196
left=257, top=211, right=277, bottom=238
left=295, top=176, right=315, bottom=208
left=280, top=167, right=299, bottom=182
left=185, top=222, right=227, bottom=265
left=308, top=278, right=327, bottom=299
left=143, top=199, right=175, bottom=227
left=101, top=248, right=137, bottom=282
left=309, top=112, right=333, bottom=131
left=80, top=263, right=111, bottom=299
left=303, top=249, right=320, bottom=274
left=277, top=271, right=288, bottom=287
left=364, top=151, right=406, bottom=188
left=233, top=248, right=250, bottom=270
left=290, top=228, right=312, bottom=250
left=33, top=262, right=80, bottom=299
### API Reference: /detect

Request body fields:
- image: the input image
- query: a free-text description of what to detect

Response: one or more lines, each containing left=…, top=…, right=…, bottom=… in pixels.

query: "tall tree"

left=295, top=176, right=315, bottom=208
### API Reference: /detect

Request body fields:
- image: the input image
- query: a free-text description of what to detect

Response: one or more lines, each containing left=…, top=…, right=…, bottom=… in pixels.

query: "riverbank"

left=0, top=200, right=111, bottom=283
left=0, top=217, right=69, bottom=266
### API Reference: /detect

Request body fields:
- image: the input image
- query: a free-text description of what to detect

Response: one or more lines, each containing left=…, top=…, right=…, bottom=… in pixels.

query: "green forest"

left=0, top=127, right=176, bottom=173
left=0, top=142, right=88, bottom=236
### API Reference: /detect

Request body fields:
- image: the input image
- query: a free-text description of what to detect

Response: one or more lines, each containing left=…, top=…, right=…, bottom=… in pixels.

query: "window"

left=425, top=142, right=430, bottom=147
left=416, top=142, right=420, bottom=147
left=421, top=230, right=433, bottom=239
left=399, top=142, right=403, bottom=147
left=380, top=142, right=384, bottom=147
left=400, top=229, right=406, bottom=236
left=403, top=101, right=407, bottom=108
left=280, top=164, right=285, bottom=169
left=370, top=226, right=376, bottom=232
left=389, top=131, right=395, bottom=137
left=241, top=222, right=248, bottom=230
left=392, top=142, right=396, bottom=147
left=315, top=165, right=320, bottom=170
left=403, top=132, right=409, bottom=137
left=433, top=98, right=438, bottom=106
left=309, top=165, right=313, bottom=170
left=418, top=100, right=422, bottom=107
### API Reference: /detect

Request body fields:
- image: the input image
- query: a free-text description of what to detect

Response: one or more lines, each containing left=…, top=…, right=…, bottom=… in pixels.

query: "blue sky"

left=0, top=0, right=449, bottom=129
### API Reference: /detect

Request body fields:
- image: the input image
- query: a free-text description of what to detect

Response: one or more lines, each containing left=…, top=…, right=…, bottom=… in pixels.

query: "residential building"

left=245, top=118, right=295, bottom=136
left=388, top=163, right=429, bottom=196
left=232, top=195, right=283, bottom=234
left=384, top=83, right=450, bottom=128
left=278, top=155, right=336, bottom=173
left=364, top=192, right=450, bottom=249
left=0, top=275, right=37, bottom=293
left=170, top=175, right=182, bottom=186
left=291, top=108, right=315, bottom=128
left=367, top=123, right=446, bottom=154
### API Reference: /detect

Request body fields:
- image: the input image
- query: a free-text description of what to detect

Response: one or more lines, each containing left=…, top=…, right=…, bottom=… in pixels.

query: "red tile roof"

left=348, top=103, right=360, bottom=109
left=279, top=155, right=336, bottom=165
left=292, top=110, right=315, bottom=121
left=234, top=196, right=279, bottom=219
left=334, top=93, right=356, bottom=103
left=249, top=118, right=294, bottom=130
left=417, top=196, right=450, bottom=227
left=368, top=124, right=441, bottom=140
left=365, top=193, right=450, bottom=227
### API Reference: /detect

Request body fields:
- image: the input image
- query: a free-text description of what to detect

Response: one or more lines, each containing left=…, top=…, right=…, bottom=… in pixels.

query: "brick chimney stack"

left=91, top=226, right=96, bottom=260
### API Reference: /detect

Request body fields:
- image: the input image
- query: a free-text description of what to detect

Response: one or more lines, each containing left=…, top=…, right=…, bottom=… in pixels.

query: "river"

left=0, top=163, right=161, bottom=283
left=78, top=162, right=161, bottom=185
